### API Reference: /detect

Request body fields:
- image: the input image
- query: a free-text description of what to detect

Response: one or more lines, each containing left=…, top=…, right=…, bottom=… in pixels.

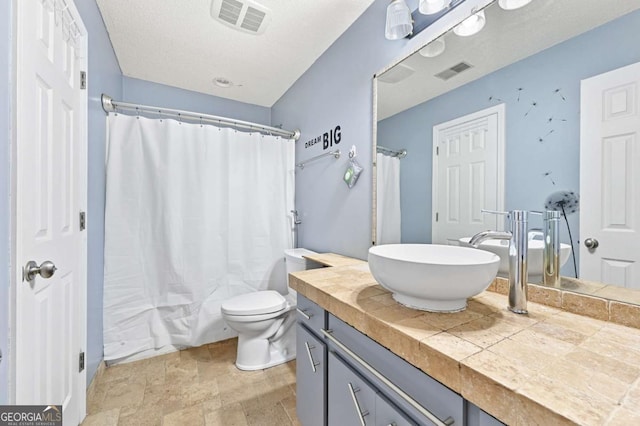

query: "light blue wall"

left=74, top=0, right=123, bottom=385
left=123, top=77, right=271, bottom=125
left=0, top=0, right=12, bottom=406
left=378, top=108, right=433, bottom=243
left=378, top=10, right=640, bottom=275
left=271, top=0, right=489, bottom=259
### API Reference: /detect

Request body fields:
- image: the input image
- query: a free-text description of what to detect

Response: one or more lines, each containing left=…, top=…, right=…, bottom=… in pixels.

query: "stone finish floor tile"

left=163, top=405, right=205, bottom=426
left=82, top=408, right=120, bottom=426
left=82, top=338, right=299, bottom=425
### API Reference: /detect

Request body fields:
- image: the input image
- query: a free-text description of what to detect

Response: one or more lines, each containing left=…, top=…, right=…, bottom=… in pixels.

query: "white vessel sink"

left=458, top=237, right=571, bottom=282
left=367, top=244, right=500, bottom=313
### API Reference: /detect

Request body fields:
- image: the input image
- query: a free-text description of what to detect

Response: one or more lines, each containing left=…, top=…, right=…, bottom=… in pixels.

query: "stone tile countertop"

left=290, top=253, right=640, bottom=426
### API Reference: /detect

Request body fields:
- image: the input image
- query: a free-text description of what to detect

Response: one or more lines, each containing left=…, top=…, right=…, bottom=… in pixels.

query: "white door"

left=580, top=62, right=640, bottom=289
left=432, top=104, right=505, bottom=245
left=15, top=0, right=87, bottom=424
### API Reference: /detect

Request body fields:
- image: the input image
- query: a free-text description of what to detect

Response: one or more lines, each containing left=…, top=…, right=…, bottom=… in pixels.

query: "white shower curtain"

left=103, top=114, right=295, bottom=361
left=376, top=153, right=402, bottom=244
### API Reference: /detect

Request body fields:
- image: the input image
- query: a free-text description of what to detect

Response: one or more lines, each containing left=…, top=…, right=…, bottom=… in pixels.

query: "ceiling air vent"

left=378, top=63, right=415, bottom=84
left=434, top=62, right=473, bottom=81
left=211, top=0, right=271, bottom=35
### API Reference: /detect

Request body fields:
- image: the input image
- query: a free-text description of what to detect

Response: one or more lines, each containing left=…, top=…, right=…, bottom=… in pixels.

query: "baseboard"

left=86, top=360, right=106, bottom=402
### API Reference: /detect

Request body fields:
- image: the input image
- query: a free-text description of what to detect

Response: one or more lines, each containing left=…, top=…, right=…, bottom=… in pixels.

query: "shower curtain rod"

left=377, top=145, right=407, bottom=158
left=101, top=94, right=301, bottom=141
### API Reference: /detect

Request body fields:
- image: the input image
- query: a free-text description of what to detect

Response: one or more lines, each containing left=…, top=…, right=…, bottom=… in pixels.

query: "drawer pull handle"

left=304, top=341, right=320, bottom=373
left=348, top=382, right=369, bottom=426
left=322, top=329, right=454, bottom=426
left=296, top=308, right=313, bottom=320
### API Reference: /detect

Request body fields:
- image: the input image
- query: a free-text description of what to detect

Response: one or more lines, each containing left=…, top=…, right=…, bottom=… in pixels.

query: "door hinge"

left=436, top=212, right=439, bottom=222
left=79, top=211, right=86, bottom=231
left=436, top=146, right=439, bottom=155
left=80, top=71, right=87, bottom=89
left=79, top=352, right=85, bottom=372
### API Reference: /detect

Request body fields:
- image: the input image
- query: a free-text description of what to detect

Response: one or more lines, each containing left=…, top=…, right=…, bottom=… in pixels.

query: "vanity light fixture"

left=385, top=0, right=413, bottom=40
left=453, top=10, right=486, bottom=37
left=419, top=37, right=445, bottom=57
left=498, top=0, right=532, bottom=10
left=419, top=0, right=452, bottom=15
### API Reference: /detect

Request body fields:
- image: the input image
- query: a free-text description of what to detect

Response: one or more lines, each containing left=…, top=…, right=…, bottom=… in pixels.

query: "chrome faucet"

left=470, top=210, right=529, bottom=314
left=542, top=210, right=561, bottom=287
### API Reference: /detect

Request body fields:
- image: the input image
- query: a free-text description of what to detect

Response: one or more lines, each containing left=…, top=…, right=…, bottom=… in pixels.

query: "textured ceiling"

left=97, top=0, right=375, bottom=107
left=378, top=0, right=640, bottom=120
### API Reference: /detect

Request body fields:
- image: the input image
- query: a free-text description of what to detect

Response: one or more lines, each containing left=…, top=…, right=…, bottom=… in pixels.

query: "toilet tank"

left=285, top=248, right=323, bottom=284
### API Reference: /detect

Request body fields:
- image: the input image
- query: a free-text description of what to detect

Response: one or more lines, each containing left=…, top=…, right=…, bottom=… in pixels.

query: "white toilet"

left=221, top=248, right=321, bottom=370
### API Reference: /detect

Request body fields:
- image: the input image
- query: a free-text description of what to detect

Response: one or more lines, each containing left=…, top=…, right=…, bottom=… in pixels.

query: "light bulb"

left=419, top=0, right=452, bottom=15
left=418, top=38, right=445, bottom=57
left=453, top=10, right=486, bottom=37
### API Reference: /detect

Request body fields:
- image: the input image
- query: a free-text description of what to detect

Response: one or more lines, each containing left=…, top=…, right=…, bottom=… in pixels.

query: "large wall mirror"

left=373, top=0, right=640, bottom=302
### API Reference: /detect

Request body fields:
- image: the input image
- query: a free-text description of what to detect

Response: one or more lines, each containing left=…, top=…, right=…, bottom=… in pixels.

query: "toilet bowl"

left=220, top=248, right=321, bottom=370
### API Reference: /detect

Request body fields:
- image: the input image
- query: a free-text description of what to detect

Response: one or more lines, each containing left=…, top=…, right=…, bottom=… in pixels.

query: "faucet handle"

left=528, top=229, right=544, bottom=240
left=530, top=210, right=561, bottom=219
left=481, top=209, right=509, bottom=216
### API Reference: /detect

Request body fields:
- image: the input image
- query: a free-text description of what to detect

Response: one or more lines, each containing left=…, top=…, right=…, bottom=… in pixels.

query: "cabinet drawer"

left=297, top=293, right=326, bottom=333
left=296, top=324, right=326, bottom=426
left=327, top=314, right=464, bottom=426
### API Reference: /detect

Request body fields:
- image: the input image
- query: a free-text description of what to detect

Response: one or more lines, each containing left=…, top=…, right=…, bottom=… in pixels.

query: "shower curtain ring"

left=158, top=110, right=163, bottom=122
left=178, top=113, right=182, bottom=125
left=136, top=107, right=140, bottom=119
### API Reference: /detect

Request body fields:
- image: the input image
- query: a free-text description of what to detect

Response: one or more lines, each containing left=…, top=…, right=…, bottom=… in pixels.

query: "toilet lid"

left=221, top=290, right=287, bottom=316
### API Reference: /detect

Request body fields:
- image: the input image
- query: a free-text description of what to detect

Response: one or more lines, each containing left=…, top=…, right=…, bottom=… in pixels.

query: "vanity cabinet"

left=296, top=294, right=503, bottom=426
left=326, top=315, right=462, bottom=426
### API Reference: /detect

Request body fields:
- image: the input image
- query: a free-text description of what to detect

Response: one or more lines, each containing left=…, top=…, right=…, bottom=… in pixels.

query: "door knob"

left=584, top=238, right=599, bottom=249
left=23, top=260, right=57, bottom=282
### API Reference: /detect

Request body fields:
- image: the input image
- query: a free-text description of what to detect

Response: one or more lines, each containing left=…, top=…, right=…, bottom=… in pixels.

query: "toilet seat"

left=221, top=290, right=287, bottom=316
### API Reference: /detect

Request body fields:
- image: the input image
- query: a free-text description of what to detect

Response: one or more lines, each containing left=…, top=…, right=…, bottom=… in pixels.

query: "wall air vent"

left=211, top=0, right=271, bottom=35
left=434, top=62, right=473, bottom=81
left=378, top=63, right=415, bottom=84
